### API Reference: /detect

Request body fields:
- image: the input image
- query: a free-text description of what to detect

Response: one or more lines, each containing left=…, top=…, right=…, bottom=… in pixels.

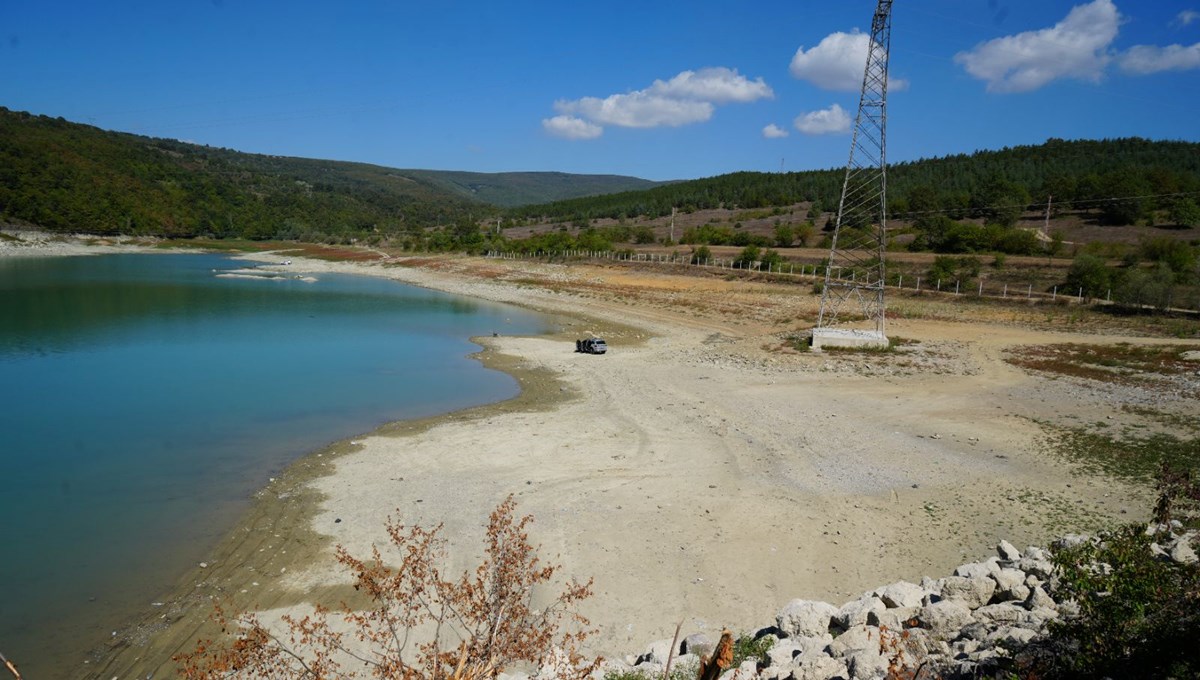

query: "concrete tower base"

left=811, top=328, right=889, bottom=351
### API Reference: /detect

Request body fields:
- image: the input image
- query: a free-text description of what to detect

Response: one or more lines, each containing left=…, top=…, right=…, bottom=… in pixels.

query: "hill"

left=0, top=107, right=655, bottom=240
left=399, top=169, right=660, bottom=208
left=507, top=137, right=1200, bottom=228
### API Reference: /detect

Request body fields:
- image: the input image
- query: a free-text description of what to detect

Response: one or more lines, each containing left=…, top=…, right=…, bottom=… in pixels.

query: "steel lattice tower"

left=815, top=0, right=893, bottom=346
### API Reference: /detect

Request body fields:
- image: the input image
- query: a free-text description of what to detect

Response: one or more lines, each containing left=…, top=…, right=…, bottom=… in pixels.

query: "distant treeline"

left=507, top=137, right=1200, bottom=230
left=3, top=106, right=1199, bottom=249
left=0, top=107, right=486, bottom=240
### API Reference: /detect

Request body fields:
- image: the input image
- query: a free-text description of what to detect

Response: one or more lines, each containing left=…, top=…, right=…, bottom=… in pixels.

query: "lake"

left=0, top=252, right=553, bottom=676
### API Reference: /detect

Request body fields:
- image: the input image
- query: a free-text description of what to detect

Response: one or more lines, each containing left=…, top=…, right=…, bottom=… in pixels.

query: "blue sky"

left=2, top=1, right=1198, bottom=181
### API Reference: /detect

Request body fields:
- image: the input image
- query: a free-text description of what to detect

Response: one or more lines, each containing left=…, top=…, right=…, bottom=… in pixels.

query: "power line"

left=888, top=190, right=1200, bottom=221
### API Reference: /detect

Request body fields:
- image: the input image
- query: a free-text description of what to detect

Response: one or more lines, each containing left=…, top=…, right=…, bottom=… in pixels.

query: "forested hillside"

left=508, top=138, right=1200, bottom=228
left=399, top=169, right=660, bottom=208
left=0, top=108, right=654, bottom=240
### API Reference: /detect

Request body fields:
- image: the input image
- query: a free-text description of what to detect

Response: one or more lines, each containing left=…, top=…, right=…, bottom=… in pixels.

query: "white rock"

left=954, top=559, right=1001, bottom=580
left=1170, top=539, right=1198, bottom=565
left=868, top=606, right=919, bottom=631
left=916, top=600, right=974, bottom=633
left=766, top=639, right=804, bottom=668
left=836, top=596, right=886, bottom=629
left=986, top=626, right=1038, bottom=647
left=639, top=638, right=674, bottom=665
left=938, top=575, right=996, bottom=610
left=1023, top=586, right=1057, bottom=612
left=777, top=599, right=837, bottom=638
left=846, top=647, right=889, bottom=680
left=997, top=539, right=1022, bottom=562
left=874, top=581, right=926, bottom=609
left=989, top=568, right=1031, bottom=603
left=1016, top=557, right=1055, bottom=580
left=791, top=654, right=849, bottom=680
left=829, top=624, right=882, bottom=658
left=1054, top=534, right=1090, bottom=550
left=1024, top=546, right=1050, bottom=561
left=973, top=603, right=1036, bottom=627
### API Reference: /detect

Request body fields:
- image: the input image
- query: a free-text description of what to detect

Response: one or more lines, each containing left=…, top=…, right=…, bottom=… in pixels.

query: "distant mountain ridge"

left=399, top=169, right=662, bottom=208
left=0, top=107, right=657, bottom=239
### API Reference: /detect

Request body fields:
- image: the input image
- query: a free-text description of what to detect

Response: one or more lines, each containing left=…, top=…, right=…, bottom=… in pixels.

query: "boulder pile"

left=594, top=525, right=1198, bottom=680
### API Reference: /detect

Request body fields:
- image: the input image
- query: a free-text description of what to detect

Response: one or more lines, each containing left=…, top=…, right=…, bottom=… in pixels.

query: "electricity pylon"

left=815, top=0, right=893, bottom=349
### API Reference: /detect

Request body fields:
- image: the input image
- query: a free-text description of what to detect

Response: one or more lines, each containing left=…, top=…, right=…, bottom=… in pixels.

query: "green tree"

left=1116, top=263, right=1176, bottom=311
left=1168, top=198, right=1200, bottom=228
left=773, top=223, right=795, bottom=247
left=1099, top=171, right=1151, bottom=225
left=735, top=244, right=761, bottom=268
left=1065, top=254, right=1113, bottom=298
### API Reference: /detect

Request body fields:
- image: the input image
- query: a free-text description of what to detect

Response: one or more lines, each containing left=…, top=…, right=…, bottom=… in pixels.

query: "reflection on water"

left=0, top=253, right=550, bottom=676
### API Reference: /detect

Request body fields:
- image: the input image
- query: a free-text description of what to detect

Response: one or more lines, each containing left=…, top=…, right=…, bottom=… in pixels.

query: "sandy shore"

left=60, top=248, right=1191, bottom=678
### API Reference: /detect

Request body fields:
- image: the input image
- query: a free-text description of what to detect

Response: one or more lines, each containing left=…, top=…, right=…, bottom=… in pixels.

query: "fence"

left=484, top=249, right=1111, bottom=306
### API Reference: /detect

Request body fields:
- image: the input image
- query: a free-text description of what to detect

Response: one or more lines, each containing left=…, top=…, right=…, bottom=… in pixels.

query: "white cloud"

left=542, top=115, right=603, bottom=140
left=793, top=104, right=851, bottom=135
left=762, top=123, right=790, bottom=139
left=555, top=93, right=714, bottom=128
left=1174, top=10, right=1200, bottom=27
left=547, top=67, right=772, bottom=135
left=954, top=0, right=1121, bottom=93
left=789, top=31, right=908, bottom=92
left=1118, top=43, right=1200, bottom=74
left=648, top=67, right=773, bottom=103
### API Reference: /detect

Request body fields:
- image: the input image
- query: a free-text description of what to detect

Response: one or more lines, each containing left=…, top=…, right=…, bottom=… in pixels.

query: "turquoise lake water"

left=0, top=253, right=552, bottom=675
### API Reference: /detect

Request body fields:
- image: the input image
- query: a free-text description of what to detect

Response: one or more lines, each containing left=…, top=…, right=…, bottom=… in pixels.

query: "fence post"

left=955, top=280, right=960, bottom=295
left=898, top=275, right=903, bottom=289
left=1078, top=287, right=1083, bottom=301
left=916, top=276, right=921, bottom=292
left=978, top=280, right=983, bottom=296
left=1052, top=286, right=1057, bottom=301
left=937, top=279, right=941, bottom=292
left=1003, top=284, right=1007, bottom=298
left=1028, top=284, right=1032, bottom=299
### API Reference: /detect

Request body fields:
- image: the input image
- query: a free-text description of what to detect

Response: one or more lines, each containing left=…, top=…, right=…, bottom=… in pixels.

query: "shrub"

left=1065, top=254, right=1113, bottom=298
left=175, top=496, right=598, bottom=679
left=1019, top=465, right=1200, bottom=679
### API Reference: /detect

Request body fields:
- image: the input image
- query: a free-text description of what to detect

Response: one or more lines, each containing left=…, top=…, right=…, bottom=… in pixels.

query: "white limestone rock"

left=777, top=599, right=837, bottom=638
left=1170, top=538, right=1198, bottom=565
left=938, top=575, right=996, bottom=610
left=829, top=624, right=883, bottom=658
left=846, top=647, right=890, bottom=680
left=638, top=638, right=675, bottom=665
left=997, top=539, right=1022, bottom=562
left=791, top=654, right=849, bottom=680
left=868, top=606, right=920, bottom=631
left=916, top=600, right=974, bottom=633
left=874, top=581, right=927, bottom=609
left=1023, top=585, right=1057, bottom=612
left=989, top=568, right=1031, bottom=603
left=954, top=558, right=1001, bottom=580
left=836, top=596, right=887, bottom=629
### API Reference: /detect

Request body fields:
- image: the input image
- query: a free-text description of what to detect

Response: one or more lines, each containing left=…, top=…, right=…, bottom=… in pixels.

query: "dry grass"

left=1005, top=343, right=1200, bottom=388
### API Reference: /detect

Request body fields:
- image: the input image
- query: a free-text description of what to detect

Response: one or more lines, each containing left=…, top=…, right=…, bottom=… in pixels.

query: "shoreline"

left=72, top=252, right=645, bottom=679
left=6, top=239, right=1174, bottom=678
left=80, top=336, right=589, bottom=679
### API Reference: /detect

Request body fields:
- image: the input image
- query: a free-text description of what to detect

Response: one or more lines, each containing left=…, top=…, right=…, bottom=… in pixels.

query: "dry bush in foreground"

left=176, top=495, right=599, bottom=679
